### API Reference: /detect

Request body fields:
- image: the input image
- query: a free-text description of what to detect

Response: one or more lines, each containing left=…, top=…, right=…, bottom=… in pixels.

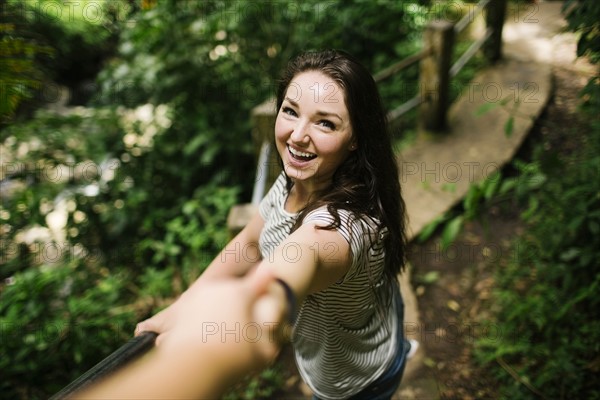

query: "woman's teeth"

left=289, top=146, right=316, bottom=161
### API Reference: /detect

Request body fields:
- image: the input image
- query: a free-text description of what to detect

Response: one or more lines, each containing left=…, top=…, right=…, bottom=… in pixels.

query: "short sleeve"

left=259, top=172, right=288, bottom=221
left=303, top=207, right=382, bottom=283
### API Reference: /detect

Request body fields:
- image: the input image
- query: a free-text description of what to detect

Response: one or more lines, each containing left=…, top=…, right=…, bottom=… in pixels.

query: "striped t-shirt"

left=259, top=172, right=400, bottom=400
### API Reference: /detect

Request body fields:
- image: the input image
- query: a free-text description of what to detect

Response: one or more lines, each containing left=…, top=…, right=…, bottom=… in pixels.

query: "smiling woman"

left=275, top=70, right=356, bottom=201
left=137, top=49, right=410, bottom=400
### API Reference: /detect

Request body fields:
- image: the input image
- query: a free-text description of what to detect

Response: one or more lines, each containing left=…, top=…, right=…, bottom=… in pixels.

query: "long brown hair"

left=276, top=50, right=407, bottom=287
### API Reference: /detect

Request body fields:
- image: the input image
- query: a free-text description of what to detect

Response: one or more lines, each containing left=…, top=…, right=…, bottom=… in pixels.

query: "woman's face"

left=275, top=70, right=356, bottom=190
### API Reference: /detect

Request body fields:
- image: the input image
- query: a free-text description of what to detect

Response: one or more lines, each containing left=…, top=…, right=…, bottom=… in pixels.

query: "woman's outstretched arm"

left=254, top=221, right=353, bottom=316
left=136, top=211, right=264, bottom=336
left=200, top=210, right=265, bottom=280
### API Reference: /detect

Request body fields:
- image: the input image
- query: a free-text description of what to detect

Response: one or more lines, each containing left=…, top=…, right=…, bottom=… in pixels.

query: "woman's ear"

left=349, top=140, right=358, bottom=151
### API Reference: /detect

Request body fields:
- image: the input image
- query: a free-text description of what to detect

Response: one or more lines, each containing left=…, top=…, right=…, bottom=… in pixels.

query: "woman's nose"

left=290, top=121, right=310, bottom=144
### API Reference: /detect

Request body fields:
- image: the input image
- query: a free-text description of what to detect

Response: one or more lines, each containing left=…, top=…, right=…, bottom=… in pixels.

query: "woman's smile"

left=287, top=144, right=317, bottom=163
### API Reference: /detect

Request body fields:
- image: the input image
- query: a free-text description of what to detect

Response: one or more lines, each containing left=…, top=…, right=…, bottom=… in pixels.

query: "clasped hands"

left=135, top=268, right=290, bottom=371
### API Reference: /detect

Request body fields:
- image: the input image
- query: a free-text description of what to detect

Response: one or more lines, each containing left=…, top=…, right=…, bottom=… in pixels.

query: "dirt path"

left=405, top=26, right=595, bottom=400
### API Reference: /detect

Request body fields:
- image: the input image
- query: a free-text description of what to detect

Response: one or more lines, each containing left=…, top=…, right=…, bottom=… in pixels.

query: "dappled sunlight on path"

left=396, top=1, right=587, bottom=398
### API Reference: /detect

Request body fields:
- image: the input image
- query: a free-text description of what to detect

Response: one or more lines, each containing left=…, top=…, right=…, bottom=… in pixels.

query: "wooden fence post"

left=250, top=100, right=279, bottom=194
left=419, top=20, right=455, bottom=132
left=483, top=0, right=507, bottom=62
left=226, top=100, right=278, bottom=237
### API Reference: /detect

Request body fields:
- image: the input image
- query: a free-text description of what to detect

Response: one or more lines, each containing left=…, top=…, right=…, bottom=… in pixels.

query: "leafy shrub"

left=474, top=122, right=600, bottom=398
left=5, top=0, right=129, bottom=95
left=1, top=108, right=121, bottom=276
left=0, top=260, right=135, bottom=399
left=0, top=106, right=237, bottom=398
left=563, top=0, right=600, bottom=116
left=0, top=3, right=54, bottom=123
left=473, top=4, right=600, bottom=397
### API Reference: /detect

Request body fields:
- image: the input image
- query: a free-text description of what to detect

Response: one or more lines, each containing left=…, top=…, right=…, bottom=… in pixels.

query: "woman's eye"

left=282, top=107, right=297, bottom=117
left=319, top=120, right=336, bottom=130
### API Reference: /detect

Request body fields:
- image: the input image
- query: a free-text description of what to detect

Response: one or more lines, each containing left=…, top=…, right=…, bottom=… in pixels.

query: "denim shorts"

left=313, top=293, right=410, bottom=400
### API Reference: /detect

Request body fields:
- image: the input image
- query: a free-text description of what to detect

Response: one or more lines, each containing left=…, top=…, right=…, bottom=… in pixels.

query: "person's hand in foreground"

left=76, top=269, right=284, bottom=399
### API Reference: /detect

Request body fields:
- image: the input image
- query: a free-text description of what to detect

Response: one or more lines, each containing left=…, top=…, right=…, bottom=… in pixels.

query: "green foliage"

left=474, top=6, right=600, bottom=393
left=5, top=0, right=128, bottom=88
left=563, top=0, right=600, bottom=115
left=138, top=183, right=239, bottom=288
left=0, top=106, right=236, bottom=398
left=563, top=0, right=600, bottom=64
left=0, top=260, right=135, bottom=399
left=224, top=365, right=285, bottom=400
left=0, top=4, right=53, bottom=123
left=474, top=120, right=600, bottom=398
left=1, top=108, right=122, bottom=277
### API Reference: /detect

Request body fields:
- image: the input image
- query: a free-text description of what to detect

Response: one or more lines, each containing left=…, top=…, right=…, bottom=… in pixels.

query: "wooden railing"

left=227, top=0, right=507, bottom=235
